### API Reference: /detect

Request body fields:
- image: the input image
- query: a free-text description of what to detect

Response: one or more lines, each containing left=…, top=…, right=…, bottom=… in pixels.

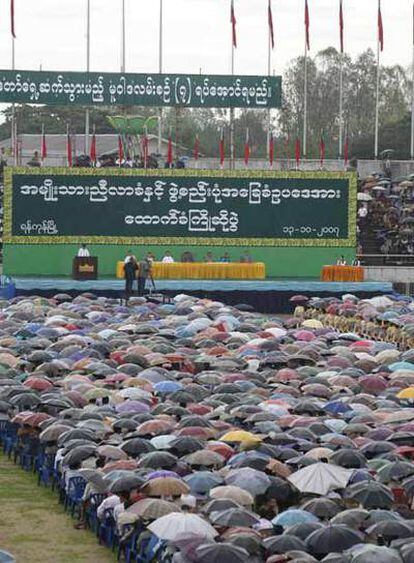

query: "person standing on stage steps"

left=124, top=256, right=138, bottom=303
left=137, top=256, right=152, bottom=296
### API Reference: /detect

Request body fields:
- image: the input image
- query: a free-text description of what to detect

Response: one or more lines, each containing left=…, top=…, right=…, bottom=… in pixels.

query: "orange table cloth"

left=321, top=265, right=364, bottom=282
left=117, top=261, right=266, bottom=280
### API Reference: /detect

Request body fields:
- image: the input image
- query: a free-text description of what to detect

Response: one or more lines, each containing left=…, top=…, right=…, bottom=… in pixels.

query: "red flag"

left=268, top=0, right=274, bottom=50
left=295, top=137, right=301, bottom=167
left=244, top=129, right=250, bottom=166
left=10, top=0, right=16, bottom=38
left=219, top=129, right=225, bottom=168
left=344, top=135, right=349, bottom=167
left=305, top=0, right=310, bottom=51
left=269, top=134, right=275, bottom=167
left=90, top=131, right=97, bottom=164
left=339, top=0, right=344, bottom=53
left=319, top=132, right=326, bottom=167
left=193, top=135, right=200, bottom=161
left=67, top=129, right=72, bottom=167
left=40, top=126, right=47, bottom=162
left=167, top=134, right=173, bottom=167
left=378, top=0, right=384, bottom=52
left=231, top=0, right=237, bottom=48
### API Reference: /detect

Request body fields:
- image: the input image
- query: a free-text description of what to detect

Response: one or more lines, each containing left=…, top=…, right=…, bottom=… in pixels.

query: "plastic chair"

left=37, top=453, right=55, bottom=487
left=85, top=493, right=106, bottom=533
left=65, top=476, right=86, bottom=517
left=98, top=507, right=116, bottom=548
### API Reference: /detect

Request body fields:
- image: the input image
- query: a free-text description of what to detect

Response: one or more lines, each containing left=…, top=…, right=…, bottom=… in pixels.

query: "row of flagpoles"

left=38, top=126, right=349, bottom=169
left=7, top=1, right=407, bottom=162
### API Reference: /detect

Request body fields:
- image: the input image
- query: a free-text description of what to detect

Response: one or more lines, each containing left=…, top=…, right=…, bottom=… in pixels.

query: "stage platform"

left=13, top=278, right=394, bottom=314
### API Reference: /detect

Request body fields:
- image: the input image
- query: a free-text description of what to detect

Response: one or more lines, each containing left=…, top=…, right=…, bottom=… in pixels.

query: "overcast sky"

left=0, top=0, right=412, bottom=77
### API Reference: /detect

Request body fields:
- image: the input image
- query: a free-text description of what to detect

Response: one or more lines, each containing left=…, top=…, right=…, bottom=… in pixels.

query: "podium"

left=72, top=257, right=98, bottom=280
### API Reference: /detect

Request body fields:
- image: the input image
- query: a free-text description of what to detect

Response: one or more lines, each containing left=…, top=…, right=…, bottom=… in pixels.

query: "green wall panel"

left=3, top=244, right=356, bottom=279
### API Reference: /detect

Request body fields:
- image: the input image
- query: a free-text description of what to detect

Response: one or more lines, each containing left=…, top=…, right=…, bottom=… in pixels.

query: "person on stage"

left=124, top=249, right=137, bottom=264
left=124, top=256, right=138, bottom=303
left=137, top=257, right=152, bottom=296
left=161, top=251, right=175, bottom=263
left=77, top=243, right=90, bottom=257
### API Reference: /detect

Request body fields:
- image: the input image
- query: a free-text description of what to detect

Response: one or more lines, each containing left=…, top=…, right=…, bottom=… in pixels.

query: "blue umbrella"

left=184, top=471, right=224, bottom=494
left=389, top=361, right=414, bottom=372
left=324, top=401, right=352, bottom=415
left=272, top=509, right=319, bottom=527
left=153, top=381, right=183, bottom=394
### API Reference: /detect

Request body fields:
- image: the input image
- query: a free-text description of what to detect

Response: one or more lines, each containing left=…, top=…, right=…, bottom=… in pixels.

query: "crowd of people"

left=2, top=291, right=414, bottom=561
left=357, top=172, right=414, bottom=259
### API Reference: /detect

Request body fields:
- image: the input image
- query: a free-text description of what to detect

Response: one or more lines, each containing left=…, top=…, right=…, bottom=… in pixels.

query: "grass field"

left=0, top=454, right=114, bottom=563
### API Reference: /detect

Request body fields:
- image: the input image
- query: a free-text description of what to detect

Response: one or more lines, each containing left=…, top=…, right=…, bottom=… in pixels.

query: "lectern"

left=72, top=257, right=98, bottom=280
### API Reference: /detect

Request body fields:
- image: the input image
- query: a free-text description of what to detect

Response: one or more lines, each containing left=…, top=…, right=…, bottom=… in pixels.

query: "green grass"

left=0, top=454, right=115, bottom=563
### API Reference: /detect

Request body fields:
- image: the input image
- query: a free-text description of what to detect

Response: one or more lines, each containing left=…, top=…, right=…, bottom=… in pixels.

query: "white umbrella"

left=357, top=193, right=372, bottom=201
left=288, top=463, right=353, bottom=496
left=148, top=512, right=218, bottom=540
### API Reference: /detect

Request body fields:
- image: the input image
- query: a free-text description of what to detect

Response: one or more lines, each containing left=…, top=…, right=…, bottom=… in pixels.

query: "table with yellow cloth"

left=321, top=265, right=364, bottom=282
left=116, top=261, right=266, bottom=280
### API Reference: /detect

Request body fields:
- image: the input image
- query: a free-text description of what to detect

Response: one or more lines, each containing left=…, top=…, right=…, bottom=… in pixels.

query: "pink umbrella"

left=116, top=400, right=150, bottom=414
left=294, top=330, right=316, bottom=342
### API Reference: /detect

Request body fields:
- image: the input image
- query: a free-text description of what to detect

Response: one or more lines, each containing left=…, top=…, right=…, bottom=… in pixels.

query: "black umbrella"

left=264, top=534, right=307, bottom=555
left=58, top=428, right=98, bottom=445
left=139, top=451, right=178, bottom=469
left=227, top=534, right=264, bottom=556
left=265, top=476, right=296, bottom=503
left=195, top=543, right=249, bottom=563
left=288, top=522, right=325, bottom=541
left=210, top=508, right=260, bottom=528
left=345, top=482, right=394, bottom=509
left=121, top=438, right=155, bottom=457
left=170, top=437, right=205, bottom=455
left=112, top=419, right=138, bottom=432
left=301, top=499, right=342, bottom=519
left=367, top=520, right=413, bottom=540
left=62, top=445, right=97, bottom=466
left=202, top=499, right=241, bottom=514
left=330, top=450, right=367, bottom=469
left=306, top=525, right=363, bottom=557
left=109, top=475, right=145, bottom=494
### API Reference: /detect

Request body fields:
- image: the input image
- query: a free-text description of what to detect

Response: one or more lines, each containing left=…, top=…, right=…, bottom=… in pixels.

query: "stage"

left=13, top=278, right=394, bottom=314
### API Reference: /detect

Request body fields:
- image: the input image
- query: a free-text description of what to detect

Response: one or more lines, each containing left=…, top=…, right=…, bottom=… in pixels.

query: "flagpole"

left=374, top=1, right=381, bottom=159
left=411, top=2, right=414, bottom=160
left=338, top=54, right=344, bottom=157
left=157, top=0, right=163, bottom=157
left=85, top=0, right=91, bottom=157
left=121, top=0, right=126, bottom=73
left=230, top=0, right=235, bottom=170
left=267, top=0, right=272, bottom=160
left=303, top=43, right=308, bottom=159
left=11, top=31, right=16, bottom=166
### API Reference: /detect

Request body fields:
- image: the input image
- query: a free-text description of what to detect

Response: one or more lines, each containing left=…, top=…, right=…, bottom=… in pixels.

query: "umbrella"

left=209, top=486, right=254, bottom=507
left=220, top=431, right=262, bottom=444
left=126, top=498, right=180, bottom=520
left=184, top=471, right=224, bottom=494
left=148, top=512, right=218, bottom=540
left=330, top=509, right=370, bottom=528
left=141, top=477, right=190, bottom=497
left=62, top=445, right=96, bottom=466
left=183, top=450, right=225, bottom=468
left=301, top=498, right=342, bottom=519
left=194, top=543, right=249, bottom=563
left=288, top=463, right=353, bottom=496
left=306, top=525, right=363, bottom=557
left=273, top=509, right=319, bottom=527
left=225, top=468, right=271, bottom=496
left=264, top=534, right=307, bottom=554
left=139, top=451, right=178, bottom=469
left=350, top=545, right=403, bottom=563
left=109, top=475, right=145, bottom=494
left=209, top=508, right=260, bottom=528
left=39, top=424, right=72, bottom=442
left=345, top=482, right=394, bottom=509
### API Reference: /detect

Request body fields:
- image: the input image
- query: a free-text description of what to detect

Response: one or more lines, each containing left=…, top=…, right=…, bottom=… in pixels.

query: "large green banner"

left=4, top=168, right=357, bottom=247
left=0, top=70, right=281, bottom=109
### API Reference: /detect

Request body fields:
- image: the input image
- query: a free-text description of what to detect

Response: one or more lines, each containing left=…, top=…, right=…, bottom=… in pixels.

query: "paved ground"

left=0, top=455, right=114, bottom=563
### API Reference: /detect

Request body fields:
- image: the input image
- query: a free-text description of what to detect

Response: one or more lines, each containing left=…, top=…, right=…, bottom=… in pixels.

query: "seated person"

left=146, top=252, right=156, bottom=263
left=352, top=257, right=361, bottom=266
left=77, top=243, right=90, bottom=257
left=220, top=252, right=231, bottom=263
left=181, top=251, right=194, bottom=263
left=240, top=250, right=253, bottom=263
left=203, top=251, right=214, bottom=263
left=161, top=251, right=174, bottom=263
left=336, top=255, right=347, bottom=265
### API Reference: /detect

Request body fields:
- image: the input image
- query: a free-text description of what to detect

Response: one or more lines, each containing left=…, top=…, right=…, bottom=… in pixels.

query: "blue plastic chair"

left=65, top=476, right=86, bottom=517
left=98, top=507, right=116, bottom=548
left=85, top=493, right=106, bottom=533
left=37, top=453, right=55, bottom=487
